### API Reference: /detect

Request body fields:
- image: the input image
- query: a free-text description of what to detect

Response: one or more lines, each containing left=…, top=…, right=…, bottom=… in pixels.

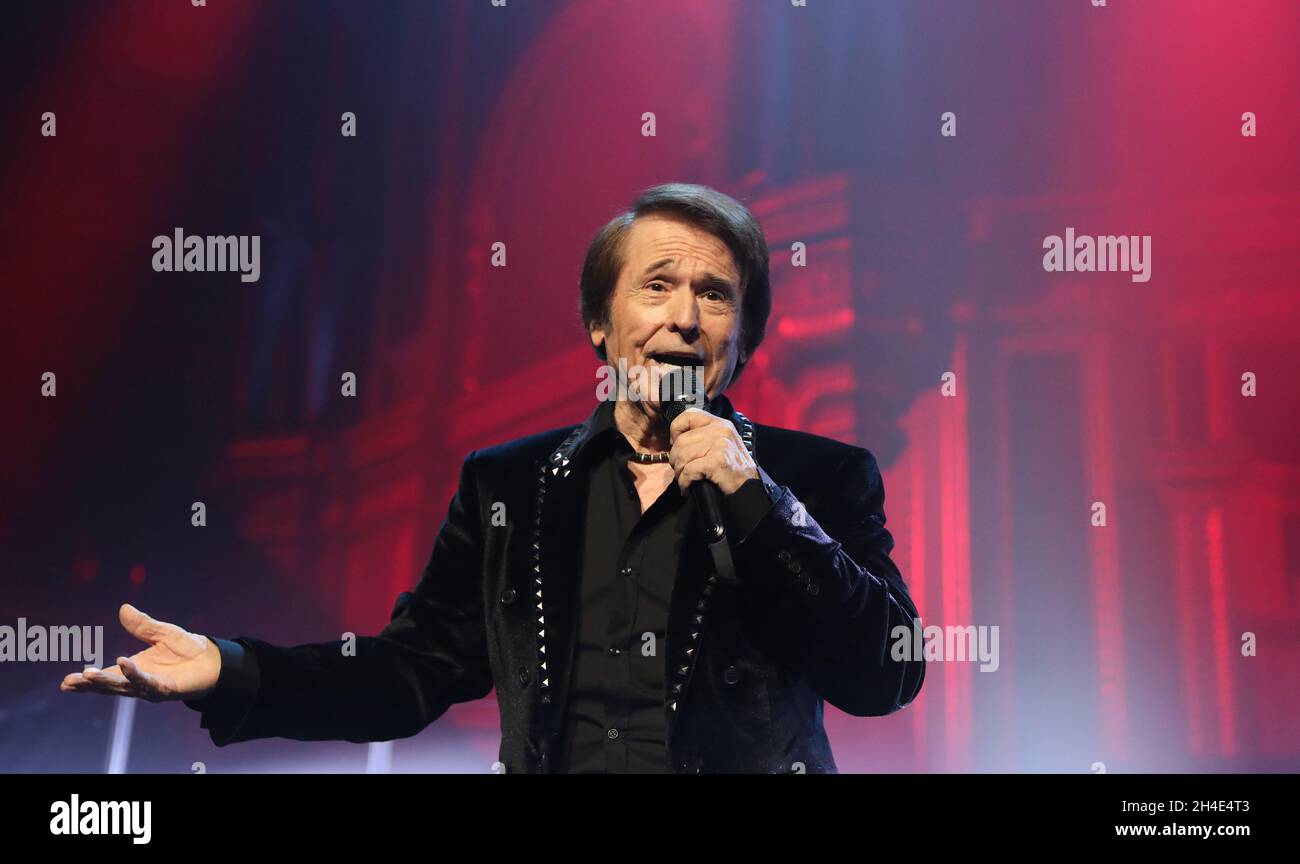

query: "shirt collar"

left=555, top=392, right=742, bottom=467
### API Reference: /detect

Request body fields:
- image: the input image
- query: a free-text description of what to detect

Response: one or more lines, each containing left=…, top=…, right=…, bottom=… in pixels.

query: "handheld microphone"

left=658, top=365, right=729, bottom=544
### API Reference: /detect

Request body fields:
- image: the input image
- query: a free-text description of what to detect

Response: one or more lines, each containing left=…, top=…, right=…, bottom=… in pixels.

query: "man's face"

left=589, top=214, right=745, bottom=407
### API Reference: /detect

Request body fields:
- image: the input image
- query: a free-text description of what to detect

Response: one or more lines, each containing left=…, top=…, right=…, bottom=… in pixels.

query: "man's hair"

left=578, top=183, right=772, bottom=387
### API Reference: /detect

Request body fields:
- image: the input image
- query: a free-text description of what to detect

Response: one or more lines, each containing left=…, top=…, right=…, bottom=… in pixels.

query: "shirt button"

left=723, top=665, right=741, bottom=685
left=778, top=550, right=792, bottom=563
left=806, top=582, right=821, bottom=596
left=620, top=566, right=635, bottom=577
left=499, top=588, right=516, bottom=605
left=606, top=728, right=620, bottom=740
left=608, top=647, right=622, bottom=656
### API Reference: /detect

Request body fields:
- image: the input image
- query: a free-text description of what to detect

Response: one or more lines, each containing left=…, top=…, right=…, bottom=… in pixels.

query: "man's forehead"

left=623, top=217, right=740, bottom=281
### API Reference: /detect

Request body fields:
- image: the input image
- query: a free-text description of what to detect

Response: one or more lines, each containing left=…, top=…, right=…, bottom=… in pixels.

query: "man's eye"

left=703, top=290, right=726, bottom=302
left=648, top=282, right=667, bottom=291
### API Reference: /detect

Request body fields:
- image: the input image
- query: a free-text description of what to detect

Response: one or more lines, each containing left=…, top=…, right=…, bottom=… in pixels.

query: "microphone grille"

left=659, top=365, right=706, bottom=423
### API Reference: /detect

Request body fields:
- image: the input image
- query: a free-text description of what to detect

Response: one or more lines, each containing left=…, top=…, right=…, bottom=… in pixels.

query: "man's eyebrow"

left=640, top=257, right=677, bottom=277
left=640, top=258, right=738, bottom=292
left=697, top=274, right=738, bottom=294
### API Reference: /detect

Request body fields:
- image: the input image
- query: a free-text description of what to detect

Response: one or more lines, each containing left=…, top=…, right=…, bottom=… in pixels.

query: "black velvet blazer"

left=199, top=394, right=926, bottom=773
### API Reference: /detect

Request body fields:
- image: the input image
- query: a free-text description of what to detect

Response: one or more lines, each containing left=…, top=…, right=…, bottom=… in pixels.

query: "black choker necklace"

left=628, top=451, right=670, bottom=464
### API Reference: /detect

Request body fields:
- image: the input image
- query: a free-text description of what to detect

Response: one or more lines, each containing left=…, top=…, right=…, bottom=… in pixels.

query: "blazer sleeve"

left=185, top=450, right=494, bottom=746
left=731, top=446, right=925, bottom=717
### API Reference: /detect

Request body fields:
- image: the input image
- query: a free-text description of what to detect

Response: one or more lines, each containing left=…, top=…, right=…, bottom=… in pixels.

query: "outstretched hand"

left=60, top=604, right=221, bottom=703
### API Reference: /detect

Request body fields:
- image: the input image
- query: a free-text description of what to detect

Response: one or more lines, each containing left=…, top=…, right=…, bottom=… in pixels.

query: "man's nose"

left=666, top=287, right=700, bottom=336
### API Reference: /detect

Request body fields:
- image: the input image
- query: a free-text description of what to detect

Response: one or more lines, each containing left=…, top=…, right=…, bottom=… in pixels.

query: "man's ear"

left=589, top=322, right=607, bottom=357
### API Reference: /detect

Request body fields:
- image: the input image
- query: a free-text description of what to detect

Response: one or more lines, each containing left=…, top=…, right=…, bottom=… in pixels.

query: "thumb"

left=119, top=603, right=162, bottom=644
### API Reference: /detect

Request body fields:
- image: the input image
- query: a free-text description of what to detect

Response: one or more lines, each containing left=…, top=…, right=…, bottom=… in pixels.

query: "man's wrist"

left=183, top=637, right=260, bottom=714
left=188, top=635, right=223, bottom=702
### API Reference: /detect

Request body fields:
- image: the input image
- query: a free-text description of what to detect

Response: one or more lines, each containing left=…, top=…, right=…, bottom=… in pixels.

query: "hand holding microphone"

left=658, top=366, right=759, bottom=542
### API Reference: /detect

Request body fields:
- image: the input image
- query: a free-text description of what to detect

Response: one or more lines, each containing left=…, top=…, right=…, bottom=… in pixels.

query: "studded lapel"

left=528, top=397, right=757, bottom=761
left=531, top=423, right=586, bottom=752
left=664, top=400, right=754, bottom=747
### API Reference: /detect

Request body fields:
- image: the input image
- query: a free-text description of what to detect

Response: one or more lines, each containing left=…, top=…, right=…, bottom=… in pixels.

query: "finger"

left=81, top=667, right=136, bottom=697
left=61, top=671, right=92, bottom=692
left=668, top=407, right=716, bottom=441
left=117, top=656, right=158, bottom=698
left=677, top=458, right=711, bottom=494
left=119, top=603, right=155, bottom=640
left=61, top=678, right=99, bottom=694
left=84, top=665, right=126, bottom=683
left=120, top=603, right=175, bottom=645
left=62, top=680, right=109, bottom=696
left=669, top=421, right=735, bottom=458
left=669, top=434, right=715, bottom=472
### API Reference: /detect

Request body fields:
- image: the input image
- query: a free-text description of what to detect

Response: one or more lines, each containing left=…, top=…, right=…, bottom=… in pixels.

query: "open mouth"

left=646, top=351, right=703, bottom=367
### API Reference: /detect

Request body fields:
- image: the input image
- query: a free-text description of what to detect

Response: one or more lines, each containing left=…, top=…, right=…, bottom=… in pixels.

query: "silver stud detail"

left=535, top=461, right=550, bottom=699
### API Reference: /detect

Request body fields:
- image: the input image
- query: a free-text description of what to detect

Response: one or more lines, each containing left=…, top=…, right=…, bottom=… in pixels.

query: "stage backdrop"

left=2, top=0, right=1298, bottom=773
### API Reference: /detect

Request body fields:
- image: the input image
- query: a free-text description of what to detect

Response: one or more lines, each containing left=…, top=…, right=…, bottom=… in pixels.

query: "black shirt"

left=553, top=398, right=776, bottom=772
left=554, top=416, right=693, bottom=773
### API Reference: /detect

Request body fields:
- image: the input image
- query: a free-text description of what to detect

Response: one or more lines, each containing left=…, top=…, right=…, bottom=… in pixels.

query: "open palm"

left=60, top=604, right=221, bottom=702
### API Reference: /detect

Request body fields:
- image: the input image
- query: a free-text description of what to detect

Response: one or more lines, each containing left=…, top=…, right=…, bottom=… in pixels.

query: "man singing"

left=62, top=183, right=925, bottom=773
